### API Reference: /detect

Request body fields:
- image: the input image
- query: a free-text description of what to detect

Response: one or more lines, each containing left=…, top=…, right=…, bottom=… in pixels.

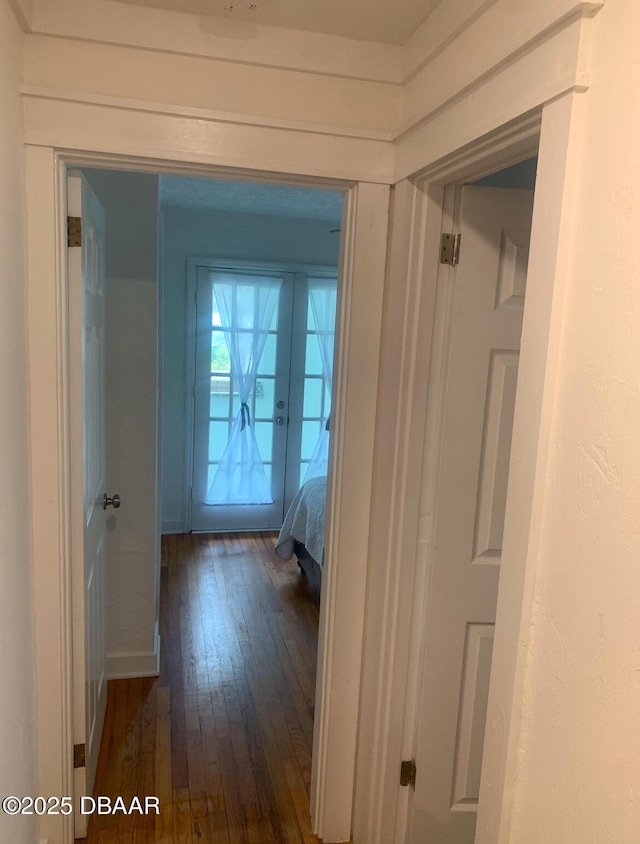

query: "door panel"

left=68, top=171, right=108, bottom=839
left=407, top=187, right=534, bottom=844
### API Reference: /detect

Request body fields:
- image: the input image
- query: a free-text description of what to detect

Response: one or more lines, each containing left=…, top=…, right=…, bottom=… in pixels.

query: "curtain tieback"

left=240, top=402, right=251, bottom=431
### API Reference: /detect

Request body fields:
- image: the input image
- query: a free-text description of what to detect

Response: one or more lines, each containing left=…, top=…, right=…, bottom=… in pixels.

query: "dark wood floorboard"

left=81, top=532, right=321, bottom=843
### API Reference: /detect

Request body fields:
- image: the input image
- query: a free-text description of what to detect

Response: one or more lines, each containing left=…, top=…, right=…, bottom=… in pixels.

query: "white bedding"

left=274, top=475, right=327, bottom=566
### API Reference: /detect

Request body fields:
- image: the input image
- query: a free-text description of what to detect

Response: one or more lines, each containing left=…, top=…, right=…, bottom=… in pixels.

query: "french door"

left=190, top=261, right=337, bottom=532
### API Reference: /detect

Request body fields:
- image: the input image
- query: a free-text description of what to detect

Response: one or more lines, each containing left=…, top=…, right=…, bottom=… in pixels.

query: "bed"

left=274, top=475, right=327, bottom=595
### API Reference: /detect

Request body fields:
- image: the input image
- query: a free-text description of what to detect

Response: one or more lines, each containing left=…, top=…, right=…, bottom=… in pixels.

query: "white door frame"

left=353, top=92, right=587, bottom=844
left=26, top=147, right=389, bottom=844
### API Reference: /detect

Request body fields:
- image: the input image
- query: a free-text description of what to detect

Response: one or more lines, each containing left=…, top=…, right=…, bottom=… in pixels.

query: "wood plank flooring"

left=81, top=532, right=321, bottom=843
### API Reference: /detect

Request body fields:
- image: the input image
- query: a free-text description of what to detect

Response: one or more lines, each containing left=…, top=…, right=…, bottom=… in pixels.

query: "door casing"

left=26, top=147, right=389, bottom=844
left=353, top=94, right=587, bottom=844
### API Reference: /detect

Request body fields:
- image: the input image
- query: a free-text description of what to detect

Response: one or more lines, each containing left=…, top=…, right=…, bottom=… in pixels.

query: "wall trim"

left=161, top=520, right=184, bottom=535
left=107, top=634, right=161, bottom=680
left=22, top=95, right=395, bottom=185
left=21, top=86, right=395, bottom=143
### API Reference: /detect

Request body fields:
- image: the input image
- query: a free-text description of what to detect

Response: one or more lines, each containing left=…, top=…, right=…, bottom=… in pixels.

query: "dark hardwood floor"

left=82, top=532, right=321, bottom=843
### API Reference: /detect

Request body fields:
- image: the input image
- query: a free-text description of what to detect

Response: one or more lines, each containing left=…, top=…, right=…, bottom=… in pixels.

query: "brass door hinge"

left=68, top=216, right=82, bottom=248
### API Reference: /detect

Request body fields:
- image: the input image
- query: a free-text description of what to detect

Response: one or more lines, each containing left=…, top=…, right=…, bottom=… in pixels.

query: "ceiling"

left=112, top=0, right=442, bottom=44
left=159, top=176, right=344, bottom=222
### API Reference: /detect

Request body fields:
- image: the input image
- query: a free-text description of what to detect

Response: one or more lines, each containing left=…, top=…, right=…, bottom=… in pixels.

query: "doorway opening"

left=71, top=166, right=346, bottom=841
left=402, top=156, right=538, bottom=844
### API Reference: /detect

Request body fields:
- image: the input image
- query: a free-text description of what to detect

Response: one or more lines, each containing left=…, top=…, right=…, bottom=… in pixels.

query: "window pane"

left=211, top=331, right=230, bottom=373
left=299, top=461, right=310, bottom=488
left=263, top=463, right=272, bottom=491
left=258, top=284, right=280, bottom=330
left=207, top=462, right=219, bottom=492
left=305, top=334, right=323, bottom=375
left=208, top=422, right=229, bottom=461
left=302, top=420, right=321, bottom=460
left=303, top=378, right=323, bottom=418
left=260, top=333, right=277, bottom=375
left=254, top=421, right=273, bottom=463
left=210, top=376, right=231, bottom=418
left=231, top=385, right=241, bottom=417
left=254, top=377, right=275, bottom=419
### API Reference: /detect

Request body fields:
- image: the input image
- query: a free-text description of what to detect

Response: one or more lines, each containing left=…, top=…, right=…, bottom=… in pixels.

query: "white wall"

left=84, top=169, right=161, bottom=678
left=511, top=1, right=640, bottom=840
left=0, top=2, right=37, bottom=842
left=161, top=204, right=339, bottom=532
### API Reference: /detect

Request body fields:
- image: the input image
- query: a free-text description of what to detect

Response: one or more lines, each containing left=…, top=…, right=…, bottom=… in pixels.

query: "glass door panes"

left=205, top=279, right=279, bottom=503
left=284, top=274, right=338, bottom=507
left=191, top=262, right=338, bottom=532
left=191, top=266, right=293, bottom=532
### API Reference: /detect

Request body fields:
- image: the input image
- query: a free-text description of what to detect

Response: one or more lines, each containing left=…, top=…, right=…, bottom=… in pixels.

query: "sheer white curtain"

left=206, top=277, right=280, bottom=505
left=303, top=281, right=337, bottom=483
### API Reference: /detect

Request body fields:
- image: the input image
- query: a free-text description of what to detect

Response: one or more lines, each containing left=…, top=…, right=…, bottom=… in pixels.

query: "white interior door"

left=68, top=171, right=109, bottom=839
left=406, top=186, right=534, bottom=844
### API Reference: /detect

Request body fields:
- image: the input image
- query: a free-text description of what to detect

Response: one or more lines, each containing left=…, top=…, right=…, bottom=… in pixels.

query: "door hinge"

left=400, top=758, right=417, bottom=788
left=73, top=743, right=86, bottom=769
left=440, top=232, right=461, bottom=266
left=67, top=216, right=82, bottom=248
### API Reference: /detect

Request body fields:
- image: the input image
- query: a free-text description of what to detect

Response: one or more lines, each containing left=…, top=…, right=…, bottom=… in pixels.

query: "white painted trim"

left=21, top=87, right=395, bottom=143
left=27, top=145, right=74, bottom=844
left=22, top=95, right=396, bottom=185
left=402, top=0, right=602, bottom=84
left=352, top=178, right=452, bottom=844
left=161, top=519, right=184, bottom=535
left=312, top=181, right=390, bottom=843
left=395, top=14, right=588, bottom=181
left=107, top=633, right=161, bottom=680
left=476, top=90, right=588, bottom=844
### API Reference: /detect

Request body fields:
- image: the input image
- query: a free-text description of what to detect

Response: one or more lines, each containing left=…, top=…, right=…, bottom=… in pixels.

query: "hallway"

left=81, top=532, right=321, bottom=843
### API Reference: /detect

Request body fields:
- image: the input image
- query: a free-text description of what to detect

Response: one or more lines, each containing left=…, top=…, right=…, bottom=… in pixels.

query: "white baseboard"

left=107, top=631, right=161, bottom=679
left=161, top=519, right=185, bottom=534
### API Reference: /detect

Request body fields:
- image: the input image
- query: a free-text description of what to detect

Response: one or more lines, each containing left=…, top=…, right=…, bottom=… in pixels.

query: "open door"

left=406, top=186, right=534, bottom=844
left=68, top=171, right=109, bottom=838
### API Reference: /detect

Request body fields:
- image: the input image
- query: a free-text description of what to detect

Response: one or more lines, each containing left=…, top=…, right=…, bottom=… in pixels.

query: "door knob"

left=103, top=493, right=121, bottom=510
left=274, top=416, right=285, bottom=426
